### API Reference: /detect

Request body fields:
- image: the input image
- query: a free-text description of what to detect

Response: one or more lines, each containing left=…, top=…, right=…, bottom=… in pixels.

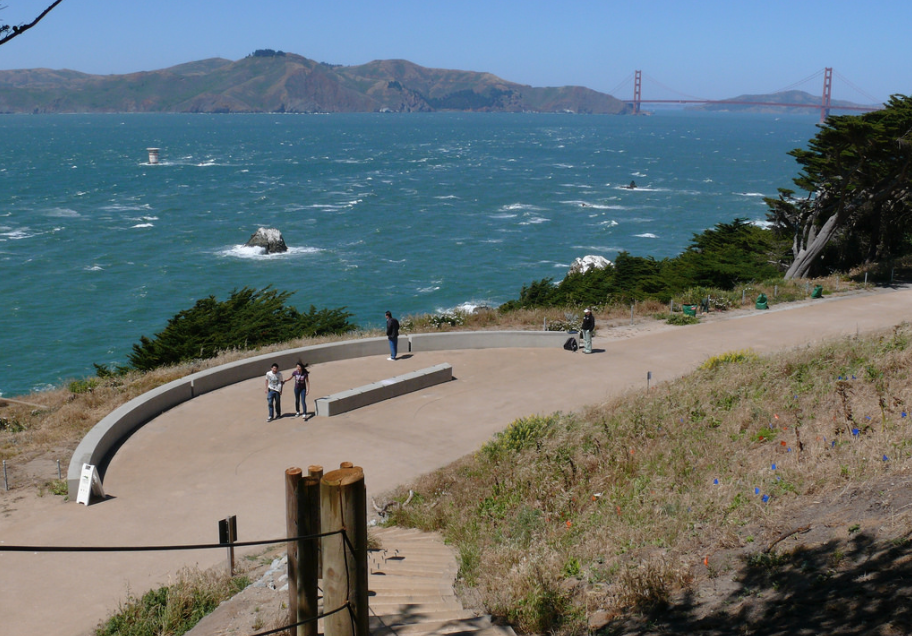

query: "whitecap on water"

left=102, top=203, right=154, bottom=212
left=635, top=233, right=659, bottom=238
left=564, top=200, right=624, bottom=210
left=734, top=192, right=767, bottom=197
left=45, top=208, right=80, bottom=218
left=501, top=203, right=543, bottom=212
left=1, top=229, right=35, bottom=240
left=84, top=264, right=104, bottom=271
left=417, top=286, right=441, bottom=293
left=599, top=220, right=619, bottom=227
left=219, top=245, right=323, bottom=259
left=435, top=300, right=496, bottom=314
left=131, top=223, right=154, bottom=228
left=519, top=216, right=550, bottom=225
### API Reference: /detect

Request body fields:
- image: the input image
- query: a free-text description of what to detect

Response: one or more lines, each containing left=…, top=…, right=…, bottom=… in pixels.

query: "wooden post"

left=218, top=515, right=237, bottom=576
left=298, top=473, right=321, bottom=636
left=321, top=465, right=368, bottom=636
left=308, top=465, right=324, bottom=579
left=286, top=467, right=303, bottom=632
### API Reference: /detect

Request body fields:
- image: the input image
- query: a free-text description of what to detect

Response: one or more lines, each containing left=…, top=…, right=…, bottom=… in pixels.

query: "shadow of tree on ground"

left=608, top=530, right=912, bottom=635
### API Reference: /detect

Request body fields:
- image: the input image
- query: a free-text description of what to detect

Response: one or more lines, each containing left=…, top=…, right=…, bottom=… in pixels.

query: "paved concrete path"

left=1, top=287, right=910, bottom=636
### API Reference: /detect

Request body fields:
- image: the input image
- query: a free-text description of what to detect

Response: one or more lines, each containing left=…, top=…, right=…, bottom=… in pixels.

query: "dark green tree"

left=668, top=218, right=780, bottom=288
left=500, top=219, right=779, bottom=310
left=766, top=95, right=912, bottom=278
left=127, top=287, right=355, bottom=371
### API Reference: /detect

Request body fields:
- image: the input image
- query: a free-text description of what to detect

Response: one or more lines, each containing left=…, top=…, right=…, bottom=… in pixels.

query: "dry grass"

left=386, top=323, right=912, bottom=634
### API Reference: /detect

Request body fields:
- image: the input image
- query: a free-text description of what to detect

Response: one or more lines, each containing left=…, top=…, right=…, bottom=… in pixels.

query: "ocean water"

left=0, top=111, right=819, bottom=396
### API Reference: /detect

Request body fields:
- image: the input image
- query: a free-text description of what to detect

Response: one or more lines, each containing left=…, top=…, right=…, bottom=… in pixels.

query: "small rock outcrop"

left=568, top=254, right=613, bottom=276
left=245, top=227, right=288, bottom=254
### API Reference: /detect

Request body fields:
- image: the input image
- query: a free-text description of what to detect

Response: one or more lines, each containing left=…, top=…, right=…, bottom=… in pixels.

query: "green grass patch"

left=95, top=567, right=250, bottom=636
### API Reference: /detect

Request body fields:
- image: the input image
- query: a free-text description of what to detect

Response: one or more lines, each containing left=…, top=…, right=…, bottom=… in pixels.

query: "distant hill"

left=689, top=89, right=879, bottom=114
left=0, top=52, right=630, bottom=114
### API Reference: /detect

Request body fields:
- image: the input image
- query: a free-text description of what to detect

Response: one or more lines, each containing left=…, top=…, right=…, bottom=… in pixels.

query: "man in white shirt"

left=265, top=363, right=285, bottom=421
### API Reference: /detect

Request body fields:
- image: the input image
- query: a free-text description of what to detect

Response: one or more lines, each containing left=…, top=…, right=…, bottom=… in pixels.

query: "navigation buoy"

left=147, top=148, right=160, bottom=165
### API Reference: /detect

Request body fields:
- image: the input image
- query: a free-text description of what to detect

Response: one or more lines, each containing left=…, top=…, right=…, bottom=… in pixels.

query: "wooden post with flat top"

left=286, top=467, right=303, bottom=633
left=287, top=466, right=322, bottom=636
left=308, top=465, right=324, bottom=578
left=321, top=464, right=368, bottom=636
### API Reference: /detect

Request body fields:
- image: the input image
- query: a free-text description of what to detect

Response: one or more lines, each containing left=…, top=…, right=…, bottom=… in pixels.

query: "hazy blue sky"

left=0, top=1, right=906, bottom=103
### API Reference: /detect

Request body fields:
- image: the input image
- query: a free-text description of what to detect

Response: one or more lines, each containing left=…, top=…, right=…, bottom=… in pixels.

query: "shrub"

left=95, top=567, right=249, bottom=636
left=666, top=314, right=700, bottom=326
left=481, top=414, right=557, bottom=459
left=68, top=378, right=99, bottom=394
left=700, top=349, right=759, bottom=370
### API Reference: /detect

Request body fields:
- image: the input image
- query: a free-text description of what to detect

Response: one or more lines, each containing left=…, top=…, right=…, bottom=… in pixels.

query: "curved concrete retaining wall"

left=67, top=331, right=574, bottom=497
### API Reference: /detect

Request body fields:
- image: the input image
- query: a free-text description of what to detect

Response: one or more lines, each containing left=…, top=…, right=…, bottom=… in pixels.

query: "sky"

left=0, top=0, right=907, bottom=104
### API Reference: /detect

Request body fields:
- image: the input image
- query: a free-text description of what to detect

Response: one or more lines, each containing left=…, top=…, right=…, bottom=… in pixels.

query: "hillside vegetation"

left=0, top=52, right=628, bottom=114
left=386, top=325, right=912, bottom=635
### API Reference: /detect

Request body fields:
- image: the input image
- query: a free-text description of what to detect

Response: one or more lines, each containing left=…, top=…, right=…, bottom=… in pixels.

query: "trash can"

left=755, top=293, right=769, bottom=310
left=682, top=304, right=697, bottom=317
left=811, top=285, right=824, bottom=299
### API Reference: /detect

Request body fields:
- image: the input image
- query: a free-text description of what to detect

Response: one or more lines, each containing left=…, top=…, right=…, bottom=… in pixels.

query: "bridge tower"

left=632, top=70, right=642, bottom=114
left=820, top=67, right=833, bottom=122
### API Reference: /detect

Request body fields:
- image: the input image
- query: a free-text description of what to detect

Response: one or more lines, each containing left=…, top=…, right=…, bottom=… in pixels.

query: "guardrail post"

left=308, top=465, right=324, bottom=578
left=218, top=515, right=237, bottom=575
left=298, top=471, right=321, bottom=636
left=321, top=464, right=368, bottom=636
left=286, top=468, right=303, bottom=632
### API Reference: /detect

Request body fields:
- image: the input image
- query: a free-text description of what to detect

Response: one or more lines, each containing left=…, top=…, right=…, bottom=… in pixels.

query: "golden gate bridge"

left=611, top=68, right=881, bottom=122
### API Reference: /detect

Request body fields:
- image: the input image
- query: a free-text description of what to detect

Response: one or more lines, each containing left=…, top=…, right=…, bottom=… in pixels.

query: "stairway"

left=367, top=526, right=515, bottom=636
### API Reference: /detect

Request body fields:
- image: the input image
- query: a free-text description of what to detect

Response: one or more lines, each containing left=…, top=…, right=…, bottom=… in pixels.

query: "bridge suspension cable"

left=607, top=72, right=636, bottom=98
left=641, top=72, right=708, bottom=101
left=833, top=70, right=881, bottom=105
left=772, top=68, right=825, bottom=95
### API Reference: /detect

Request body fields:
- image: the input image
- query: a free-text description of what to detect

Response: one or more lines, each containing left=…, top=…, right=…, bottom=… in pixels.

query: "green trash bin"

left=682, top=304, right=697, bottom=317
left=811, top=285, right=824, bottom=299
left=755, top=293, right=769, bottom=310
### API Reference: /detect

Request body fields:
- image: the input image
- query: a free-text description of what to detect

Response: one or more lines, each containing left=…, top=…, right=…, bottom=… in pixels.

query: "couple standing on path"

left=265, top=361, right=311, bottom=422
left=262, top=309, right=399, bottom=422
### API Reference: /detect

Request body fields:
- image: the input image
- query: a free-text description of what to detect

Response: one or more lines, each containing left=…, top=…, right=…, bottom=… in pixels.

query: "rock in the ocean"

left=568, top=255, right=613, bottom=276
left=246, top=228, right=288, bottom=254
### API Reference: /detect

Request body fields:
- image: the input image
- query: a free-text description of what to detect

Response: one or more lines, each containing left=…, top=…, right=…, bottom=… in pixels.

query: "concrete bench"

left=315, top=363, right=453, bottom=417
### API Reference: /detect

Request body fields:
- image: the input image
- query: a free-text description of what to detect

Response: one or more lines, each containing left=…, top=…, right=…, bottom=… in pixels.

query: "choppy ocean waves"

left=45, top=208, right=81, bottom=218
left=435, top=299, right=499, bottom=314
left=219, top=245, right=323, bottom=259
left=0, top=227, right=37, bottom=240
